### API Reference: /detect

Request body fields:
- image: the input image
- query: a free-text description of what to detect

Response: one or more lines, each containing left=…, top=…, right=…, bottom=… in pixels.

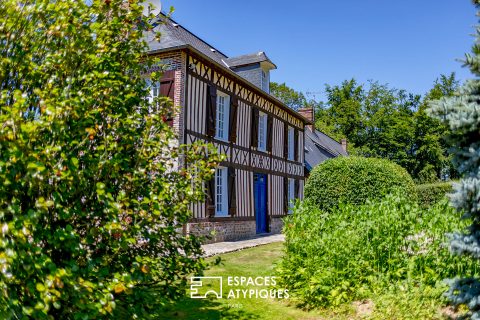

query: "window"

left=215, top=91, right=230, bottom=141
left=287, top=126, right=295, bottom=160
left=150, top=81, right=160, bottom=102
left=145, top=79, right=159, bottom=106
left=215, top=167, right=229, bottom=216
left=262, top=70, right=268, bottom=92
left=258, top=112, right=268, bottom=151
left=287, top=178, right=295, bottom=213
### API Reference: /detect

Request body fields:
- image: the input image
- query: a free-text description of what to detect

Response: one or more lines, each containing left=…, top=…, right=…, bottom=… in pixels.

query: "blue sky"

left=160, top=0, right=476, bottom=100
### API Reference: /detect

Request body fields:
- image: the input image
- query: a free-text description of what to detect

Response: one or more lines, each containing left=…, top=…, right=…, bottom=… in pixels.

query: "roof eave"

left=147, top=45, right=313, bottom=126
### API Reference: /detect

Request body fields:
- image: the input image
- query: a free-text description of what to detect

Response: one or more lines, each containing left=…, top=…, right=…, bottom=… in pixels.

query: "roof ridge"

left=161, top=13, right=229, bottom=59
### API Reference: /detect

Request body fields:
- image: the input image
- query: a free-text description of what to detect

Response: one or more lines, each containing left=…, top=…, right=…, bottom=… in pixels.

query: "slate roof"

left=143, top=13, right=314, bottom=126
left=224, top=52, right=277, bottom=69
left=304, top=127, right=348, bottom=171
left=145, top=15, right=229, bottom=65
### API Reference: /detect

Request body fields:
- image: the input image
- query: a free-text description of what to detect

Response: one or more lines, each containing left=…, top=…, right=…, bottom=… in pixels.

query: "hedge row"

left=416, top=182, right=453, bottom=208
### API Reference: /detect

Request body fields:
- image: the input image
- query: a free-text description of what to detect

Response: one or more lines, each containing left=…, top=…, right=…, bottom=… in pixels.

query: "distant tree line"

left=270, top=73, right=459, bottom=183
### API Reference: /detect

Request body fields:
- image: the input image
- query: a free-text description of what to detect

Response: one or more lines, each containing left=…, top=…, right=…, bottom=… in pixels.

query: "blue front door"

left=254, top=173, right=268, bottom=234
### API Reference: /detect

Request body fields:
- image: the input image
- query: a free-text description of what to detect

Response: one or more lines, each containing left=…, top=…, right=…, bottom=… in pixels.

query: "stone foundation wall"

left=270, top=217, right=284, bottom=234
left=187, top=217, right=285, bottom=244
left=188, top=220, right=257, bottom=244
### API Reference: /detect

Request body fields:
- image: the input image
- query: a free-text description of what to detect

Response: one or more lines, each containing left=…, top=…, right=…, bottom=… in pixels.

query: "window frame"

left=215, top=167, right=229, bottom=217
left=145, top=78, right=159, bottom=105
left=287, top=126, right=295, bottom=160
left=258, top=112, right=268, bottom=151
left=215, top=90, right=230, bottom=141
left=287, top=178, right=295, bottom=214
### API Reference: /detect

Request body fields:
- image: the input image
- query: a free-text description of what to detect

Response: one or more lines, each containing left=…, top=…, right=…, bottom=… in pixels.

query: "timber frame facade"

left=147, top=18, right=310, bottom=242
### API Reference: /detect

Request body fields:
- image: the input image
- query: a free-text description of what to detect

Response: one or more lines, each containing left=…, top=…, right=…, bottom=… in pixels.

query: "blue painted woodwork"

left=254, top=173, right=268, bottom=233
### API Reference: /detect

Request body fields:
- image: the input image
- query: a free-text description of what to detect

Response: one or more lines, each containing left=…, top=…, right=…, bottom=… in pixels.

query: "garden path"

left=202, top=234, right=285, bottom=257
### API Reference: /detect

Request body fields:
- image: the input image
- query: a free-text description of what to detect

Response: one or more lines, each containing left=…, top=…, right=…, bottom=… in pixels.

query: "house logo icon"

left=190, top=276, right=223, bottom=299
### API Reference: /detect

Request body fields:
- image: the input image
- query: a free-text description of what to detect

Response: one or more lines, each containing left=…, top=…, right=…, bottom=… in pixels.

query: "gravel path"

left=202, top=234, right=285, bottom=257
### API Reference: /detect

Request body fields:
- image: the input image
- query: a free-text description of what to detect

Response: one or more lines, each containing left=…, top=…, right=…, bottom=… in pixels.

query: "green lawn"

left=156, top=243, right=353, bottom=320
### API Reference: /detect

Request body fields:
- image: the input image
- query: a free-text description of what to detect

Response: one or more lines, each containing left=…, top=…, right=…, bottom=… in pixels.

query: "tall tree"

left=0, top=1, right=219, bottom=318
left=270, top=82, right=307, bottom=110
left=413, top=73, right=459, bottom=182
left=316, top=79, right=420, bottom=168
left=315, top=79, right=364, bottom=152
left=428, top=2, right=480, bottom=317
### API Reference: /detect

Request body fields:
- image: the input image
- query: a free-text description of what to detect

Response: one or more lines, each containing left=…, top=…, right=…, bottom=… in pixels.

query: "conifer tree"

left=428, top=1, right=480, bottom=317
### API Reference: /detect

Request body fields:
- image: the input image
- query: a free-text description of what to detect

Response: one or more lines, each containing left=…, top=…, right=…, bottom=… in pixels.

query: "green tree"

left=316, top=79, right=364, bottom=147
left=428, top=2, right=480, bottom=317
left=0, top=1, right=219, bottom=318
left=270, top=82, right=307, bottom=110
left=315, top=76, right=459, bottom=181
left=413, top=73, right=459, bottom=182
left=316, top=79, right=420, bottom=168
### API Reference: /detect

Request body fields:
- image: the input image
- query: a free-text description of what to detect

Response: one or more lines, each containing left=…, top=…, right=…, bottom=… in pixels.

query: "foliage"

left=315, top=79, right=364, bottom=149
left=427, top=1, right=480, bottom=318
left=277, top=195, right=479, bottom=309
left=270, top=82, right=307, bottom=111
left=304, top=156, right=416, bottom=211
left=0, top=1, right=220, bottom=318
left=416, top=182, right=453, bottom=209
left=311, top=75, right=458, bottom=181
left=413, top=74, right=459, bottom=182
left=368, top=282, right=454, bottom=320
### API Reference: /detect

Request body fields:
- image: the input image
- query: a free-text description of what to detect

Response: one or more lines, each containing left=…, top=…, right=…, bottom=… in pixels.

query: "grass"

left=156, top=242, right=456, bottom=320
left=156, top=242, right=346, bottom=320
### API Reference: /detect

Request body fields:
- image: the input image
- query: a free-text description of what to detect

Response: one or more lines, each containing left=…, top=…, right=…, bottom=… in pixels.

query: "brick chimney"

left=341, top=138, right=347, bottom=153
left=298, top=106, right=315, bottom=131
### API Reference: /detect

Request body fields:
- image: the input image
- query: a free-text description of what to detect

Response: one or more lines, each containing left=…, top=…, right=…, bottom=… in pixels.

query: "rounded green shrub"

left=304, top=156, right=416, bottom=210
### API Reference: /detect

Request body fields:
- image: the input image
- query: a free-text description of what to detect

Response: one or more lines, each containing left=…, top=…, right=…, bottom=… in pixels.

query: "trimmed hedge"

left=304, top=156, right=416, bottom=211
left=416, top=181, right=453, bottom=208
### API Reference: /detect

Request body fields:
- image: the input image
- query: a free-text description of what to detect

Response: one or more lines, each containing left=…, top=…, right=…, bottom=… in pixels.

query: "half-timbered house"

left=145, top=15, right=311, bottom=242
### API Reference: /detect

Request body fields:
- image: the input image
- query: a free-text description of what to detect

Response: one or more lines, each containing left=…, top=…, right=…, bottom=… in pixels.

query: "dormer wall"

left=230, top=62, right=272, bottom=94
left=231, top=63, right=263, bottom=92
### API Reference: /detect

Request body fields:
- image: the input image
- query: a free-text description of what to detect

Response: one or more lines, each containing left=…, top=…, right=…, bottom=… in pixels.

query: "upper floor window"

left=287, top=126, right=295, bottom=160
left=151, top=81, right=160, bottom=101
left=216, top=91, right=230, bottom=141
left=261, top=70, right=268, bottom=92
left=145, top=71, right=176, bottom=126
left=145, top=79, right=159, bottom=105
left=258, top=112, right=268, bottom=151
left=215, top=167, right=229, bottom=216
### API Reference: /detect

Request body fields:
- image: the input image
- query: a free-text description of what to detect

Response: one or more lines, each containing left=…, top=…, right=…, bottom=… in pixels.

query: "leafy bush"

left=0, top=1, right=219, bottom=319
left=369, top=282, right=452, bottom=320
left=304, top=156, right=416, bottom=211
left=277, top=194, right=478, bottom=309
left=416, top=182, right=453, bottom=208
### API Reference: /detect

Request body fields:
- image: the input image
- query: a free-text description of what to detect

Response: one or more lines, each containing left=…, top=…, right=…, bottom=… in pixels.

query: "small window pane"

left=215, top=92, right=230, bottom=140
left=258, top=113, right=267, bottom=151
left=288, top=127, right=295, bottom=160
left=288, top=178, right=295, bottom=213
left=215, top=167, right=229, bottom=216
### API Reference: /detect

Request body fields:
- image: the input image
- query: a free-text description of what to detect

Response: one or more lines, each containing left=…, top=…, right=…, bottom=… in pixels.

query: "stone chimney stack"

left=341, top=138, right=347, bottom=153
left=298, top=106, right=315, bottom=131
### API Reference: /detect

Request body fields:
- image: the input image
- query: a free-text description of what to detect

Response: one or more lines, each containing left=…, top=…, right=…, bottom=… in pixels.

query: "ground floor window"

left=287, top=178, right=295, bottom=213
left=215, top=167, right=229, bottom=216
